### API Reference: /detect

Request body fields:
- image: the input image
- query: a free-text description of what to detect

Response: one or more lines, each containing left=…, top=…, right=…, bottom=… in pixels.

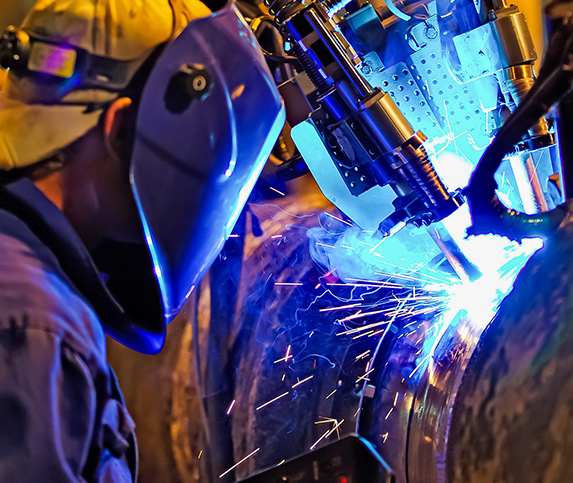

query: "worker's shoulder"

left=0, top=208, right=107, bottom=362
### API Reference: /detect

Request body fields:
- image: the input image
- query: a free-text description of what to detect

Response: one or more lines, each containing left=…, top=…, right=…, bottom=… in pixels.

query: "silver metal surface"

left=407, top=310, right=487, bottom=483
left=509, top=153, right=549, bottom=214
left=290, top=118, right=397, bottom=231
left=363, top=302, right=489, bottom=483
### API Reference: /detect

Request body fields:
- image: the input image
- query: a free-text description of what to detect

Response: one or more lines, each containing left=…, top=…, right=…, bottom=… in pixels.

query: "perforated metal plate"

left=361, top=14, right=500, bottom=161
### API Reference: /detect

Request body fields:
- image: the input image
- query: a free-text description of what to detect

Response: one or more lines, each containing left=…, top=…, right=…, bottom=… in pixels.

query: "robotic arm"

left=268, top=0, right=464, bottom=237
left=263, top=0, right=566, bottom=246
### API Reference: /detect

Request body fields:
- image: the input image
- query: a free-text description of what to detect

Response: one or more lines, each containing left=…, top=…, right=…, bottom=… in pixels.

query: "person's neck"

left=34, top=171, right=64, bottom=210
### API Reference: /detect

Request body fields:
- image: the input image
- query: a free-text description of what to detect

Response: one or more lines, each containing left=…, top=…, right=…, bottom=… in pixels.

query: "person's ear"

left=103, top=97, right=133, bottom=161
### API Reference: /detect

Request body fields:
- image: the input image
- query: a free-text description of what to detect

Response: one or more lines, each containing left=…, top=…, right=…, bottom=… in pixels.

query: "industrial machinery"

left=225, top=0, right=573, bottom=482
left=264, top=0, right=560, bottom=238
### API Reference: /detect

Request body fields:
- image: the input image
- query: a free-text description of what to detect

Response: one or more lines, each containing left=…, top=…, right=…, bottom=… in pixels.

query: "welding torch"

left=266, top=0, right=464, bottom=236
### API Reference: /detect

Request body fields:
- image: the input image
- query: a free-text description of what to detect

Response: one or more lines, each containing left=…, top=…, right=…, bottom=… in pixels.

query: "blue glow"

left=308, top=216, right=454, bottom=286
left=225, top=106, right=286, bottom=237
left=327, top=0, right=352, bottom=17
left=225, top=159, right=237, bottom=178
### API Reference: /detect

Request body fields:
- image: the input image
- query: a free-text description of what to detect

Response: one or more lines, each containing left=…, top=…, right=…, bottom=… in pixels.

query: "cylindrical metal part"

left=305, top=5, right=373, bottom=97
left=351, top=89, right=414, bottom=152
left=504, top=65, right=551, bottom=139
left=490, top=7, right=537, bottom=67
left=396, top=133, right=451, bottom=210
left=509, top=153, right=550, bottom=214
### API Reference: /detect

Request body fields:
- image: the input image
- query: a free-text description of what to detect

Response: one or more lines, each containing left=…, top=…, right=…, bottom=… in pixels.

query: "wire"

left=261, top=47, right=300, bottom=64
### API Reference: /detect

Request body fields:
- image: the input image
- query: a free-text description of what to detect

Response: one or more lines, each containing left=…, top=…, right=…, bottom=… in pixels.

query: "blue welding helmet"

left=129, top=1, right=284, bottom=348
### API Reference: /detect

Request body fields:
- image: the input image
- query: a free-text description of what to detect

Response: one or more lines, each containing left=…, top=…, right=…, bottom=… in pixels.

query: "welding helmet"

left=0, top=0, right=284, bottom=352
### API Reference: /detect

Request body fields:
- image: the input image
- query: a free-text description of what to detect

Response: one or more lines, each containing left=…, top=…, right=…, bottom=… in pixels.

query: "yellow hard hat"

left=0, top=0, right=210, bottom=170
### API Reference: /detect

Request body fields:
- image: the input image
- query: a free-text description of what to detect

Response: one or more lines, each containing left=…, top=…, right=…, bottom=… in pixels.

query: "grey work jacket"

left=0, top=179, right=137, bottom=482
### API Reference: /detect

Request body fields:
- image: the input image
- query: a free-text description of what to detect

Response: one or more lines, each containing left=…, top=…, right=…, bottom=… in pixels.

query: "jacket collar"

left=0, top=179, right=165, bottom=353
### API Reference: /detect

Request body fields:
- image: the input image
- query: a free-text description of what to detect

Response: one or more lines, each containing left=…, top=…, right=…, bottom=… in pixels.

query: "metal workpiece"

left=447, top=226, right=573, bottom=483
left=489, top=5, right=537, bottom=68
left=361, top=304, right=488, bottom=483
left=407, top=310, right=487, bottom=483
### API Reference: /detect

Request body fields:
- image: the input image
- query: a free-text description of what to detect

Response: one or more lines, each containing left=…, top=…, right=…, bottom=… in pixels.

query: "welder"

left=0, top=0, right=284, bottom=480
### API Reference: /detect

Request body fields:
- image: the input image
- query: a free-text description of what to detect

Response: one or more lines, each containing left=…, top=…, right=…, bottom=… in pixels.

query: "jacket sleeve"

left=0, top=320, right=133, bottom=482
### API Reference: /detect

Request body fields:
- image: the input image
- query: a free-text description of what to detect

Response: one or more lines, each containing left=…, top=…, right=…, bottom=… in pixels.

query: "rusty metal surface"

left=447, top=221, right=573, bottom=483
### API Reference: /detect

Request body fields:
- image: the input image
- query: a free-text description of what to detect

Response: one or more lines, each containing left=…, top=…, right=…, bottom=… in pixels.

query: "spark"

left=219, top=448, right=260, bottom=478
left=274, top=345, right=292, bottom=363
left=327, top=283, right=398, bottom=288
left=353, top=330, right=374, bottom=340
left=345, top=278, right=403, bottom=288
left=319, top=303, right=362, bottom=312
left=355, top=350, right=370, bottom=361
left=369, top=237, right=386, bottom=254
left=315, top=417, right=338, bottom=424
left=369, top=328, right=387, bottom=337
left=256, top=391, right=289, bottom=411
left=310, top=418, right=344, bottom=450
left=226, top=400, right=236, bottom=415
left=277, top=460, right=285, bottom=466
left=338, top=310, right=387, bottom=323
left=270, top=186, right=285, bottom=196
left=317, top=242, right=336, bottom=249
left=292, top=375, right=313, bottom=388
left=326, top=389, right=337, bottom=399
left=326, top=419, right=344, bottom=439
left=340, top=245, right=356, bottom=250
left=275, top=282, right=304, bottom=287
left=271, top=234, right=282, bottom=239
left=381, top=432, right=389, bottom=443
left=324, top=211, right=353, bottom=226
left=198, top=450, right=203, bottom=459
left=393, top=392, right=399, bottom=406
left=385, top=407, right=394, bottom=420
left=356, top=368, right=375, bottom=384
left=228, top=234, right=240, bottom=238
left=409, top=355, right=430, bottom=379
left=337, top=320, right=390, bottom=336
left=310, top=430, right=331, bottom=450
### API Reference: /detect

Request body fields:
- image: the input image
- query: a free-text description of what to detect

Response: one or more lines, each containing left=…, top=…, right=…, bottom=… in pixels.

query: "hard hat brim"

left=0, top=91, right=102, bottom=170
